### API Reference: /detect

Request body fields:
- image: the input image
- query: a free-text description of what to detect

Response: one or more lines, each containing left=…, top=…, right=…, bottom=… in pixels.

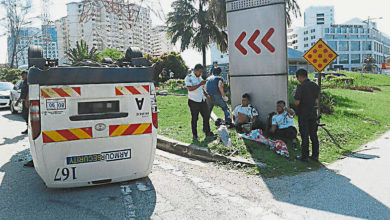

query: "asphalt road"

left=0, top=108, right=389, bottom=220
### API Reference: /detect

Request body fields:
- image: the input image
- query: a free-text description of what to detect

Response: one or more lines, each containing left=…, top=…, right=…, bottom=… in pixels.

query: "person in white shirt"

left=169, top=69, right=174, bottom=79
left=232, top=93, right=263, bottom=133
left=270, top=100, right=298, bottom=150
left=185, top=64, right=214, bottom=141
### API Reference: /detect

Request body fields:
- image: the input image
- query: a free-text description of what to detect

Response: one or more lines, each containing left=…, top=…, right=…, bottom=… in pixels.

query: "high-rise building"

left=55, top=17, right=70, bottom=65
left=304, top=6, right=335, bottom=26
left=57, top=1, right=152, bottom=63
left=289, top=7, right=390, bottom=71
left=7, top=26, right=58, bottom=67
left=151, top=25, right=174, bottom=56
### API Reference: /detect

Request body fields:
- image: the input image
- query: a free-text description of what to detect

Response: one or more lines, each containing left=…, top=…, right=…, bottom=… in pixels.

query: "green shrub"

left=329, top=77, right=354, bottom=85
left=0, top=68, right=22, bottom=83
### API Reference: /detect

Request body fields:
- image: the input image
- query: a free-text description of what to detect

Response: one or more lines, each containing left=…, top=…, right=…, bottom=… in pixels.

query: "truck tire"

left=28, top=46, right=43, bottom=59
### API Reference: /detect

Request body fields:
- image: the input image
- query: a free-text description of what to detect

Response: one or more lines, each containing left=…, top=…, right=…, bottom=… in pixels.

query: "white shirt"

left=185, top=73, right=206, bottom=102
left=232, top=104, right=259, bottom=124
left=169, top=71, right=174, bottom=78
left=272, top=111, right=295, bottom=129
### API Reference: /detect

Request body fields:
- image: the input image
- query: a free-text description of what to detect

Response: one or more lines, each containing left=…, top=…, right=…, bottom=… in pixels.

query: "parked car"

left=0, top=82, right=13, bottom=109
left=10, top=80, right=23, bottom=113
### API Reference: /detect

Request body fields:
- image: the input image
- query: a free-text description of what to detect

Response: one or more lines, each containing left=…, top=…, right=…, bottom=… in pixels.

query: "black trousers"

left=22, top=102, right=28, bottom=125
left=273, top=126, right=297, bottom=141
left=188, top=99, right=211, bottom=137
left=298, top=117, right=319, bottom=159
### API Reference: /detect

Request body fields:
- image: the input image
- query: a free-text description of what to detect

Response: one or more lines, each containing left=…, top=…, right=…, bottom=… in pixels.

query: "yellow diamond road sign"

left=303, top=39, right=338, bottom=72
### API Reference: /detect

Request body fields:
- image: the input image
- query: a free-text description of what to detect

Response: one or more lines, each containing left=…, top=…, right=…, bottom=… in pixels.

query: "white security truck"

left=27, top=47, right=158, bottom=188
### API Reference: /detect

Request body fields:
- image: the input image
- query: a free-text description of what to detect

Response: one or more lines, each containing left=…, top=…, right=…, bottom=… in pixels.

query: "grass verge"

left=157, top=72, right=390, bottom=177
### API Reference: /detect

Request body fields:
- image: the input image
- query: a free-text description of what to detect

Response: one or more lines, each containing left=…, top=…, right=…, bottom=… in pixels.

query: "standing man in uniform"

left=185, top=64, right=214, bottom=141
left=16, top=71, right=28, bottom=135
left=294, top=69, right=320, bottom=162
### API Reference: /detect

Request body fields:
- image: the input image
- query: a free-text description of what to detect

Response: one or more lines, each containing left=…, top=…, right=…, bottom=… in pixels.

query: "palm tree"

left=168, top=0, right=301, bottom=68
left=363, top=55, right=377, bottom=73
left=65, top=40, right=100, bottom=64
left=167, top=0, right=227, bottom=67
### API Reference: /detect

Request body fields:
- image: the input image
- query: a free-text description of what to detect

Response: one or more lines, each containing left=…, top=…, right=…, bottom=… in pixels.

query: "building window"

left=330, top=28, right=335, bottom=33
left=339, top=54, right=349, bottom=64
left=325, top=28, right=329, bottom=33
left=339, top=41, right=349, bottom=51
left=348, top=28, right=353, bottom=34
left=342, top=28, right=347, bottom=34
left=351, top=41, right=360, bottom=51
left=363, top=41, right=372, bottom=51
left=337, top=28, right=341, bottom=34
left=351, top=54, right=360, bottom=64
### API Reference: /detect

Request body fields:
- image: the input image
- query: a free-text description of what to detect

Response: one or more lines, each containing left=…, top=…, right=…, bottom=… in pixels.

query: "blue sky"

left=1, top=0, right=389, bottom=67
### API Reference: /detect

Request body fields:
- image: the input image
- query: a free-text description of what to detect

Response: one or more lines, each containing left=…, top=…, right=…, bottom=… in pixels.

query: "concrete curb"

left=157, top=135, right=266, bottom=168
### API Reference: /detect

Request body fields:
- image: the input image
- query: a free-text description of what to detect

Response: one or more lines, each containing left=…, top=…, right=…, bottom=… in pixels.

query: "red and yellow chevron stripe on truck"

left=109, top=123, right=152, bottom=137
left=41, top=87, right=81, bottom=98
left=42, top=127, right=92, bottom=143
left=115, top=85, right=150, bottom=96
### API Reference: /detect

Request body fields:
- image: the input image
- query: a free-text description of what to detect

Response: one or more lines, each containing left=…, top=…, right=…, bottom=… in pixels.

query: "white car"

left=9, top=80, right=23, bottom=113
left=0, top=82, right=13, bottom=109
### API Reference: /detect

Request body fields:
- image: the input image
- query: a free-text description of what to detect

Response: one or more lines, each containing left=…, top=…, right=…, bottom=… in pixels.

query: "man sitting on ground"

left=269, top=100, right=298, bottom=150
left=232, top=93, right=263, bottom=133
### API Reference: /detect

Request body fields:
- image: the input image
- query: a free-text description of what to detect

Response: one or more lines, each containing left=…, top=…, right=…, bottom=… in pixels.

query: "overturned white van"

left=27, top=48, right=158, bottom=188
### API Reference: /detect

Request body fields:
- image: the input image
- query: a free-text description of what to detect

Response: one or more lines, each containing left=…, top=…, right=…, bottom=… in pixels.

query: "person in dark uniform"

left=185, top=64, right=215, bottom=141
left=294, top=69, right=320, bottom=162
left=16, top=71, right=28, bottom=134
left=16, top=71, right=34, bottom=167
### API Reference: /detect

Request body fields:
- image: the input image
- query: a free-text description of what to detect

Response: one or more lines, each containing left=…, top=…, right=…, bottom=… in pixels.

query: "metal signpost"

left=303, top=38, right=338, bottom=115
left=227, top=0, right=288, bottom=122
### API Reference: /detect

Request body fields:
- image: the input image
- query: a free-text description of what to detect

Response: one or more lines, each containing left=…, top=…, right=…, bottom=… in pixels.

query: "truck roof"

left=28, top=66, right=154, bottom=85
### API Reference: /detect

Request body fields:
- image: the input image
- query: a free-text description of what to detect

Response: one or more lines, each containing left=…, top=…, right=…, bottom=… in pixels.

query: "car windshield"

left=0, top=82, right=13, bottom=91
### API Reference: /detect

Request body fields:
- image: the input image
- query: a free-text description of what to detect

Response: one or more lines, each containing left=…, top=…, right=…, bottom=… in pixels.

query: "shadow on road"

left=242, top=139, right=389, bottom=219
left=263, top=167, right=390, bottom=219
left=0, top=134, right=26, bottom=146
left=2, top=112, right=24, bottom=122
left=0, top=149, right=157, bottom=219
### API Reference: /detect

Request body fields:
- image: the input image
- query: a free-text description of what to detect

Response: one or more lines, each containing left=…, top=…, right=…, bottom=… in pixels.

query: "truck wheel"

left=28, top=45, right=43, bottom=59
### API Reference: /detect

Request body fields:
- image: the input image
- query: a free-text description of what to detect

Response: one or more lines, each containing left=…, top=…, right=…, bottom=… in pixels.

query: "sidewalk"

left=264, top=130, right=390, bottom=219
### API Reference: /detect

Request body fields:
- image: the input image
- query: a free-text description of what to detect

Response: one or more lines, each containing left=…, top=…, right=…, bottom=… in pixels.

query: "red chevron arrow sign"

left=235, top=28, right=275, bottom=55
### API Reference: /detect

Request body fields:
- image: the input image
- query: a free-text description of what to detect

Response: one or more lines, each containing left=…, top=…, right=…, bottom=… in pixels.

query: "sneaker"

left=296, top=155, right=308, bottom=162
left=23, top=160, right=34, bottom=168
left=21, top=129, right=28, bottom=134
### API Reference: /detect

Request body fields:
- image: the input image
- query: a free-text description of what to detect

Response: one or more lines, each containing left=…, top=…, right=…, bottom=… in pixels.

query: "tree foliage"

left=0, top=68, right=22, bottom=84
left=0, top=0, right=33, bottom=68
left=363, top=55, right=378, bottom=73
left=145, top=51, right=188, bottom=80
left=98, top=48, right=124, bottom=62
left=65, top=40, right=100, bottom=64
left=167, top=0, right=227, bottom=67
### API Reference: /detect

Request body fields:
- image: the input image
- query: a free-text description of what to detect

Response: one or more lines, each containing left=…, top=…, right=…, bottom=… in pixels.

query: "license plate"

left=46, top=99, right=66, bottom=110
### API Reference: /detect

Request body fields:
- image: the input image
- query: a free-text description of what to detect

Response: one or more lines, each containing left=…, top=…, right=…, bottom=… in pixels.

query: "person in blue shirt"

left=205, top=67, right=231, bottom=124
left=269, top=100, right=298, bottom=150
